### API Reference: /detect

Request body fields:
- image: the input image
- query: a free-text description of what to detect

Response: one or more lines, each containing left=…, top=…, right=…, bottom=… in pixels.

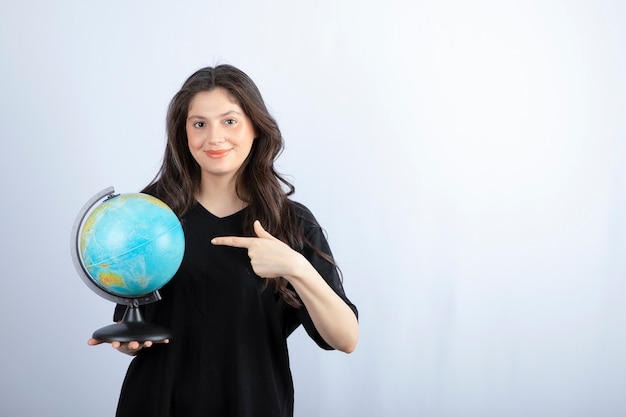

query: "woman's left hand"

left=212, top=220, right=359, bottom=353
left=211, top=220, right=304, bottom=280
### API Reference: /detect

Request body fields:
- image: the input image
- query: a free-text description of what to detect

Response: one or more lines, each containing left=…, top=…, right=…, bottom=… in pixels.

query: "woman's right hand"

left=87, top=337, right=168, bottom=356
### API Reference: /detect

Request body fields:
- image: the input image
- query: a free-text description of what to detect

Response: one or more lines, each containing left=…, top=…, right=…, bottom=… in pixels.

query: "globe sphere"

left=79, top=193, right=185, bottom=298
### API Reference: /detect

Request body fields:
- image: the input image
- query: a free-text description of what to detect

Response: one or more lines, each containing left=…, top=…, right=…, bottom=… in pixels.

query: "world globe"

left=71, top=187, right=185, bottom=342
left=80, top=192, right=185, bottom=298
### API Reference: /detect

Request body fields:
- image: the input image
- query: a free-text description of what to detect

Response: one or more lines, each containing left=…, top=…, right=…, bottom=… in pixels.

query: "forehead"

left=188, top=87, right=243, bottom=114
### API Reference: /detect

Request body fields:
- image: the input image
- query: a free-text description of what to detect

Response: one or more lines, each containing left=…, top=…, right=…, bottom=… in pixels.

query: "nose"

left=205, top=126, right=225, bottom=145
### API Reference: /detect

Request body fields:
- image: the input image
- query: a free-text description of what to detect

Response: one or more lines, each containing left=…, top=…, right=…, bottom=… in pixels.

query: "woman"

left=88, top=64, right=359, bottom=417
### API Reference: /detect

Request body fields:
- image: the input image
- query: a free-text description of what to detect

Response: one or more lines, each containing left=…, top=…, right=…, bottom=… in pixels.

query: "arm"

left=283, top=251, right=358, bottom=353
left=211, top=220, right=358, bottom=353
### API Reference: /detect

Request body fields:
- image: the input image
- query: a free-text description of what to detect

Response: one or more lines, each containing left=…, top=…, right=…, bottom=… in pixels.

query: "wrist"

left=283, top=252, right=309, bottom=284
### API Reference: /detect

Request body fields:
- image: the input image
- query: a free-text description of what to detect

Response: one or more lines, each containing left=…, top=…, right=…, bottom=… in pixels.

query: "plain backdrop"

left=1, top=1, right=625, bottom=416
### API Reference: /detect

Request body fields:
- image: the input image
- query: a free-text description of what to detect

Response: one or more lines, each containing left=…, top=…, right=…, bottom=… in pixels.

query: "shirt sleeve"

left=113, top=303, right=125, bottom=322
left=288, top=201, right=358, bottom=350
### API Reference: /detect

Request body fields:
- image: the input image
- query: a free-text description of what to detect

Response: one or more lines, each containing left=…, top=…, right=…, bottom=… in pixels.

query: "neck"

left=196, top=174, right=247, bottom=218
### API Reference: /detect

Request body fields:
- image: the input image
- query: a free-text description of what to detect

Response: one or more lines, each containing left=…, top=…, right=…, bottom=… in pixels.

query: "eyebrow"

left=187, top=110, right=242, bottom=119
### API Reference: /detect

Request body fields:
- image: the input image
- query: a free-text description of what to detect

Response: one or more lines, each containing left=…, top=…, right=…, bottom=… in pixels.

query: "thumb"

left=253, top=220, right=275, bottom=240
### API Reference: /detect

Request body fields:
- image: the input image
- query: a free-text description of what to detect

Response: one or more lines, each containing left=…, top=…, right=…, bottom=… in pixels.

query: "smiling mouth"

left=205, top=149, right=231, bottom=158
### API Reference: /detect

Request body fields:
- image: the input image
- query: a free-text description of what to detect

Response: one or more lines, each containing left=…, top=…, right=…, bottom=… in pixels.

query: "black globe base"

left=92, top=304, right=171, bottom=343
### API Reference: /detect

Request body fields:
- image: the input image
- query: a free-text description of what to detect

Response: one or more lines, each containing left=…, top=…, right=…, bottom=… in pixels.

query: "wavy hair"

left=143, top=65, right=319, bottom=307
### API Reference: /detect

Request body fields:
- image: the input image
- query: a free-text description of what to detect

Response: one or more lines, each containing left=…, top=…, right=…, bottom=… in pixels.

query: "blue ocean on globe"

left=79, top=193, right=185, bottom=298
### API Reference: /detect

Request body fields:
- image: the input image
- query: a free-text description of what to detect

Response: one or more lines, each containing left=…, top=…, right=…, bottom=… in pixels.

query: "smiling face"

left=186, top=88, right=256, bottom=184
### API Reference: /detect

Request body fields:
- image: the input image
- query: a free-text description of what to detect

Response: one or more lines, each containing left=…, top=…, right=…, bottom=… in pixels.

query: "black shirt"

left=114, top=201, right=357, bottom=417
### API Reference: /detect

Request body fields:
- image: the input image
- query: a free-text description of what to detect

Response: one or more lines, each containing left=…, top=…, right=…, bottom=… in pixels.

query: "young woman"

left=88, top=64, right=358, bottom=417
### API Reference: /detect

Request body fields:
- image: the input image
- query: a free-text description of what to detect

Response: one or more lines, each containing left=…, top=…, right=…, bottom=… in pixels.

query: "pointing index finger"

left=211, top=236, right=253, bottom=248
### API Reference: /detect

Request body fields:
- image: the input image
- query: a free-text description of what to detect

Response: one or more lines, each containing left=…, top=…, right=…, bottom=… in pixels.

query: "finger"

left=142, top=339, right=169, bottom=347
left=87, top=338, right=103, bottom=346
left=253, top=220, right=276, bottom=240
left=211, top=236, right=253, bottom=248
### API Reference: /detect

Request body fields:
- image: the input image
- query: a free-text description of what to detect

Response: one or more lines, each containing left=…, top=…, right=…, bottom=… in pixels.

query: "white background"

left=1, top=1, right=625, bottom=416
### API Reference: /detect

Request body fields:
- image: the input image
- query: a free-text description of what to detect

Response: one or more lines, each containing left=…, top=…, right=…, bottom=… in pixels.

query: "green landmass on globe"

left=79, top=193, right=185, bottom=298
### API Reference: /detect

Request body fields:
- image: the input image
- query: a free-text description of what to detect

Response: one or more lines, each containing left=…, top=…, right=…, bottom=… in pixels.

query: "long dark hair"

left=143, top=64, right=320, bottom=307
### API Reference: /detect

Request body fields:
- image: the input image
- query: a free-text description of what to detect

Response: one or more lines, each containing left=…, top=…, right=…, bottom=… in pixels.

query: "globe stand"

left=70, top=186, right=178, bottom=344
left=92, top=302, right=171, bottom=343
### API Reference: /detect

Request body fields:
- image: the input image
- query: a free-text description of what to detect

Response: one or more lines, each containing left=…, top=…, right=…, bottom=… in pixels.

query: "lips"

left=205, top=149, right=231, bottom=158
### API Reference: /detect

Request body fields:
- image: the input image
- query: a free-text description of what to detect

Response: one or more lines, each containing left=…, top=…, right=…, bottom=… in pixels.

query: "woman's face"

left=186, top=88, right=256, bottom=183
